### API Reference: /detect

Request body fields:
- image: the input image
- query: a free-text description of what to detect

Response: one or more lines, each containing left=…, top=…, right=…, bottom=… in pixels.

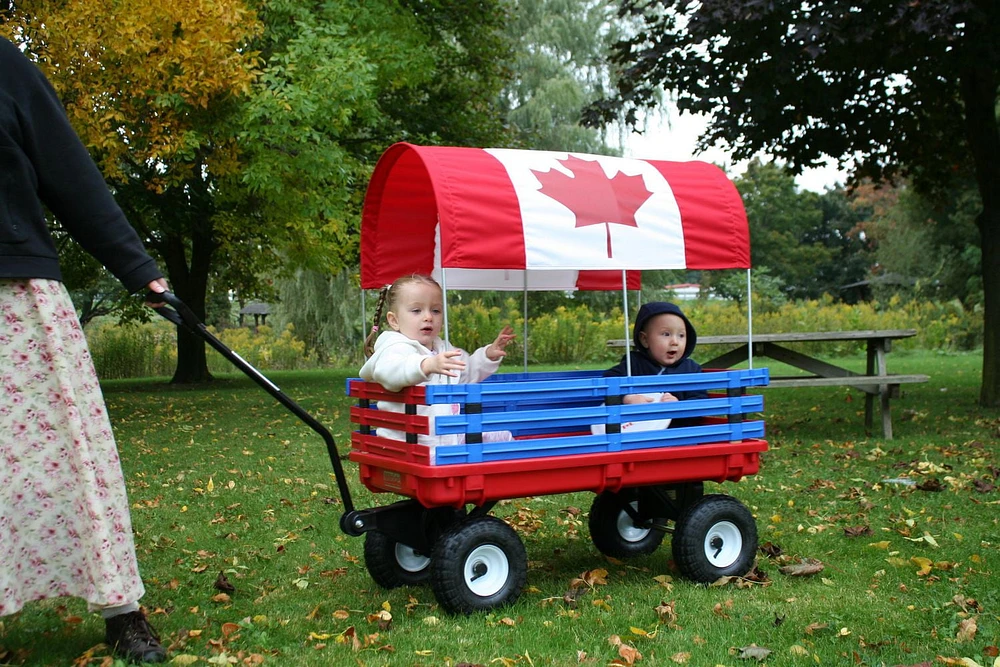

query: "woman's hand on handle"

left=144, top=279, right=170, bottom=308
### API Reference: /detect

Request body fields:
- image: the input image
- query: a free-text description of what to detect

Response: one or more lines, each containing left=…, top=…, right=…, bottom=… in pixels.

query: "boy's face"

left=386, top=281, right=444, bottom=349
left=638, top=313, right=687, bottom=367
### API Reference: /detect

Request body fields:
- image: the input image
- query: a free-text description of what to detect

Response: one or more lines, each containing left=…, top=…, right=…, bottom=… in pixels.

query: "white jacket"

left=358, top=331, right=503, bottom=454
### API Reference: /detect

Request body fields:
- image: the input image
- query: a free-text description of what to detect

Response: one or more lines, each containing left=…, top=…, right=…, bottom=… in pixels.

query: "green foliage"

left=587, top=0, right=1000, bottom=405
left=682, top=295, right=983, bottom=355
left=85, top=319, right=319, bottom=378
left=85, top=319, right=178, bottom=380
left=272, top=267, right=364, bottom=366
left=730, top=160, right=842, bottom=300
left=501, top=0, right=629, bottom=153
left=85, top=295, right=983, bottom=378
left=206, top=324, right=317, bottom=373
left=864, top=182, right=983, bottom=308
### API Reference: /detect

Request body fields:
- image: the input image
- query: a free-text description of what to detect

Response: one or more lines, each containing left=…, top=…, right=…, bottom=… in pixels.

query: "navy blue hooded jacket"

left=604, top=301, right=708, bottom=402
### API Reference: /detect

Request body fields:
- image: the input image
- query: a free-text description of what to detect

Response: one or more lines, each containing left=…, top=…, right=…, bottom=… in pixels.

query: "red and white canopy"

left=360, top=143, right=750, bottom=291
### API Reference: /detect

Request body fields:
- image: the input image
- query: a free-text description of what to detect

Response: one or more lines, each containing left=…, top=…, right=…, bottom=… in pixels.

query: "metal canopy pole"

left=441, top=268, right=450, bottom=351
left=622, top=270, right=632, bottom=376
left=360, top=284, right=367, bottom=353
left=522, top=271, right=529, bottom=372
left=746, top=268, right=754, bottom=369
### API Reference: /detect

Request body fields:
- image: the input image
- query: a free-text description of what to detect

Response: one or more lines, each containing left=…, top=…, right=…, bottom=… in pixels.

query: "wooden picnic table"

left=608, top=329, right=929, bottom=439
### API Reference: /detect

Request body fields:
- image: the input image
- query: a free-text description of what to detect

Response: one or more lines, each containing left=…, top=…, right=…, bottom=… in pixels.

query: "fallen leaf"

left=214, top=572, right=236, bottom=594
left=778, top=559, right=825, bottom=576
left=617, top=642, right=642, bottom=665
left=655, top=600, right=679, bottom=628
left=220, top=622, right=240, bottom=638
left=844, top=525, right=873, bottom=538
left=211, top=593, right=231, bottom=604
left=570, top=568, right=608, bottom=589
left=758, top=542, right=782, bottom=558
left=916, top=478, right=944, bottom=492
left=170, top=656, right=201, bottom=666
left=911, top=557, right=933, bottom=576
left=956, top=616, right=978, bottom=642
left=803, top=622, right=828, bottom=635
left=670, top=651, right=690, bottom=663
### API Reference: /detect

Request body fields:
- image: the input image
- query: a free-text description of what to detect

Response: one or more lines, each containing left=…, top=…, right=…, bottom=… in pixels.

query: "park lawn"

left=1, top=350, right=998, bottom=666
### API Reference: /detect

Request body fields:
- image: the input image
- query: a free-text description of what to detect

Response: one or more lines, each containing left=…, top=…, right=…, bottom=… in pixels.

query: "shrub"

left=86, top=296, right=983, bottom=377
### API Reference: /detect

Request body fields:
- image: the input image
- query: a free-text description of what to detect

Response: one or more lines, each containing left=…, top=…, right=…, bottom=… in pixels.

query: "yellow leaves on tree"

left=8, top=0, right=261, bottom=190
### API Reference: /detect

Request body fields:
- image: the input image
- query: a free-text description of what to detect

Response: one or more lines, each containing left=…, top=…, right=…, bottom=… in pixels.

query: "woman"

left=1, top=36, right=167, bottom=663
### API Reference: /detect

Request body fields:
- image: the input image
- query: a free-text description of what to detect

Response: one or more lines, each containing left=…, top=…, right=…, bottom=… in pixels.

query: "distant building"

left=663, top=283, right=705, bottom=300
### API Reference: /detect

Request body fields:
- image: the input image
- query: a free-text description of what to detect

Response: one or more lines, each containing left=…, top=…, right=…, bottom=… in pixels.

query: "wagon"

left=345, top=143, right=769, bottom=613
left=156, top=143, right=768, bottom=614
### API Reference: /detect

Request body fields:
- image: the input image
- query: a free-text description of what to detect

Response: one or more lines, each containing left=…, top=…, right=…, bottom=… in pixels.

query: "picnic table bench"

left=607, top=329, right=929, bottom=439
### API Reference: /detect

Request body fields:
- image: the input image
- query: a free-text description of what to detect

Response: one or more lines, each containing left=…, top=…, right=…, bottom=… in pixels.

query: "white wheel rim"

left=395, top=544, right=430, bottom=573
left=703, top=521, right=742, bottom=568
left=464, top=544, right=509, bottom=597
left=617, top=502, right=650, bottom=543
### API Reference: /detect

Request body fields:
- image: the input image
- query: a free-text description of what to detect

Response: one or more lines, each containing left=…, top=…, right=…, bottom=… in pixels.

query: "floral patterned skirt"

left=0, top=279, right=145, bottom=615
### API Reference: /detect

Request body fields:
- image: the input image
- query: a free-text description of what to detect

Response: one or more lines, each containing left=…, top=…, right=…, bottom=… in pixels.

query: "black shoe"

left=104, top=610, right=167, bottom=663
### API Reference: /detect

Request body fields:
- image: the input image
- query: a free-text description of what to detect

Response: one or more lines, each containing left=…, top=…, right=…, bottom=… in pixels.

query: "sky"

left=620, top=109, right=849, bottom=194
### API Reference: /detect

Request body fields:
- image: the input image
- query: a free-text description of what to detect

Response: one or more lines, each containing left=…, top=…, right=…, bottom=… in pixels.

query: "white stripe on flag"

left=485, top=149, right=686, bottom=270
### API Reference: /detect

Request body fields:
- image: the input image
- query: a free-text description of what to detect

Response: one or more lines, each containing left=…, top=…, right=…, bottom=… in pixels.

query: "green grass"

left=2, top=351, right=998, bottom=666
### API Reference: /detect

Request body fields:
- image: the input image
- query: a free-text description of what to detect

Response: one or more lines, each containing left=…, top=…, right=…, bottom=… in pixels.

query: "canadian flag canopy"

left=361, top=143, right=750, bottom=291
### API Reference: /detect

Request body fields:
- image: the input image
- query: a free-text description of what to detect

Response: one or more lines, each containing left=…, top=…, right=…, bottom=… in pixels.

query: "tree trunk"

left=160, top=229, right=217, bottom=384
left=960, top=58, right=1000, bottom=407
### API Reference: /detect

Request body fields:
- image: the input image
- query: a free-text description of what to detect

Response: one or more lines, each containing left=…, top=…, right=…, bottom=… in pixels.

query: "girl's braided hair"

left=363, top=274, right=442, bottom=357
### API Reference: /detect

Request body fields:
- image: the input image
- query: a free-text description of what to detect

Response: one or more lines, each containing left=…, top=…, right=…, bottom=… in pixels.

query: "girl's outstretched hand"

left=421, top=349, right=467, bottom=377
left=486, top=325, right=516, bottom=361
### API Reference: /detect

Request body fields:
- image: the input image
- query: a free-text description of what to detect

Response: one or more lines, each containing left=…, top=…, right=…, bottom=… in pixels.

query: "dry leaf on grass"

left=956, top=616, right=978, bottom=642
left=214, top=571, right=236, bottom=593
left=778, top=558, right=825, bottom=576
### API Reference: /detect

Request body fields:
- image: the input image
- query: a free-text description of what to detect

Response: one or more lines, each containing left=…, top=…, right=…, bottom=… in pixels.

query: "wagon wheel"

left=588, top=491, right=666, bottom=558
left=430, top=516, right=527, bottom=614
left=671, top=494, right=757, bottom=583
left=363, top=531, right=432, bottom=589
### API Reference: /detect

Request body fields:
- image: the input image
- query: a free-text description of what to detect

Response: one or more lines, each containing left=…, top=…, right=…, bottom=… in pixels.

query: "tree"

left=5, top=0, right=513, bottom=382
left=723, top=160, right=836, bottom=300
left=861, top=181, right=982, bottom=306
left=5, top=0, right=265, bottom=382
left=501, top=0, right=627, bottom=154
left=588, top=0, right=1000, bottom=406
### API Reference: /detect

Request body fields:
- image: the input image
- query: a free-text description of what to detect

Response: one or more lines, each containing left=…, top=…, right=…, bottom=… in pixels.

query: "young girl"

left=359, top=274, right=516, bottom=461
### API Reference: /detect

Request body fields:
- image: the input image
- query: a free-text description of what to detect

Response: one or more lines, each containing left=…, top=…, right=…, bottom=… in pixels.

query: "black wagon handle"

left=147, top=290, right=356, bottom=524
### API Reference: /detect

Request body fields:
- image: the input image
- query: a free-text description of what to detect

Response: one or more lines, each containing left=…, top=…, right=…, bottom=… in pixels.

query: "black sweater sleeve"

left=0, top=38, right=161, bottom=292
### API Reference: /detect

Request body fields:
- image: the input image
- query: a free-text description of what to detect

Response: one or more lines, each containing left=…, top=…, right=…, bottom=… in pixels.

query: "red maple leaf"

left=531, top=155, right=654, bottom=258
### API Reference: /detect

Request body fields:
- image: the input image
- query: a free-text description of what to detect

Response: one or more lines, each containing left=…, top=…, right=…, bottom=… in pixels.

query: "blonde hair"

left=363, top=274, right=442, bottom=356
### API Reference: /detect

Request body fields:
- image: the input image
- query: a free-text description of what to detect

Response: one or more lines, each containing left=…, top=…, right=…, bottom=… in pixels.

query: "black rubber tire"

left=588, top=492, right=666, bottom=558
left=430, top=516, right=527, bottom=614
left=363, top=531, right=432, bottom=589
left=671, top=494, right=757, bottom=583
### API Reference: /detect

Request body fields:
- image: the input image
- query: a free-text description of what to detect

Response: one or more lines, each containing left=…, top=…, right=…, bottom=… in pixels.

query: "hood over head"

left=632, top=301, right=697, bottom=363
